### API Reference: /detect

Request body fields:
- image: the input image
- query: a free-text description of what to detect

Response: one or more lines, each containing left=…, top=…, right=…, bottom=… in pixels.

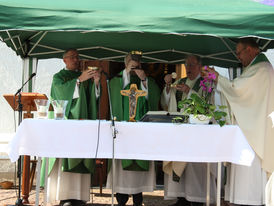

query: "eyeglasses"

left=185, top=63, right=198, bottom=67
left=236, top=47, right=247, bottom=56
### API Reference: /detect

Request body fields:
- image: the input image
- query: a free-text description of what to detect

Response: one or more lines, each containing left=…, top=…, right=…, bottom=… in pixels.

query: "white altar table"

left=8, top=119, right=255, bottom=206
left=8, top=119, right=254, bottom=165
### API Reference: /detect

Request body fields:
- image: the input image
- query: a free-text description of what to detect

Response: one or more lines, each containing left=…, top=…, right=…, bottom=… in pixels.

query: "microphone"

left=28, top=73, right=36, bottom=80
left=14, top=73, right=36, bottom=96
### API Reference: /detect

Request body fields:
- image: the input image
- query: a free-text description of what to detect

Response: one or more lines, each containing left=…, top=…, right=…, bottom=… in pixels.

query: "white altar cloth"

left=8, top=119, right=254, bottom=166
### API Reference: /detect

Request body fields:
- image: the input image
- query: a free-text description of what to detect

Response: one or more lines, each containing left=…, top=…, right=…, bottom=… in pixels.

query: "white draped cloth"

left=8, top=119, right=254, bottom=165
left=164, top=163, right=217, bottom=203
left=106, top=160, right=155, bottom=194
left=160, top=76, right=217, bottom=203
left=217, top=53, right=274, bottom=205
left=225, top=155, right=267, bottom=205
left=266, top=172, right=274, bottom=206
left=47, top=159, right=90, bottom=203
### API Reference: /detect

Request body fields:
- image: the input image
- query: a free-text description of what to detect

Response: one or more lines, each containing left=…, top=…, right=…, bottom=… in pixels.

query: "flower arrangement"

left=178, top=66, right=227, bottom=126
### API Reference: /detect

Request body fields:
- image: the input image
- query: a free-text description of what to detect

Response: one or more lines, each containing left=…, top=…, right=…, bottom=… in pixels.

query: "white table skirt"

left=8, top=119, right=254, bottom=166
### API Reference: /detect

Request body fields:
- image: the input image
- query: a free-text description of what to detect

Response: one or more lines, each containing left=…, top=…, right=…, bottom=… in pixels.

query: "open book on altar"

left=140, top=111, right=187, bottom=123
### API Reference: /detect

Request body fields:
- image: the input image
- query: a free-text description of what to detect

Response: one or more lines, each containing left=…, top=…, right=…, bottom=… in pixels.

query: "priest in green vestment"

left=203, top=38, right=274, bottom=205
left=106, top=52, right=160, bottom=206
left=41, top=49, right=101, bottom=206
left=161, top=55, right=217, bottom=206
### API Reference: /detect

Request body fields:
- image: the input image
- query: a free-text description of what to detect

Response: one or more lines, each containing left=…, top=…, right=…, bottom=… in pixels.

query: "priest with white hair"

left=161, top=55, right=217, bottom=206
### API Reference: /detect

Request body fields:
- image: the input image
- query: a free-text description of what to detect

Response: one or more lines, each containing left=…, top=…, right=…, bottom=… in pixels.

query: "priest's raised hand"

left=78, top=69, right=101, bottom=86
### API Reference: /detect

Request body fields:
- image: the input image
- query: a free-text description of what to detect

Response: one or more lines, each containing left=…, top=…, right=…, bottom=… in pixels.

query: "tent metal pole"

left=30, top=50, right=65, bottom=56
left=144, top=49, right=174, bottom=54
left=219, top=37, right=238, bottom=59
left=27, top=31, right=47, bottom=55
left=206, top=163, right=210, bottom=206
left=202, top=56, right=239, bottom=63
left=79, top=46, right=127, bottom=54
left=261, top=40, right=271, bottom=51
left=3, top=34, right=20, bottom=42
left=17, top=37, right=26, bottom=56
left=6, top=30, right=18, bottom=51
left=99, top=46, right=127, bottom=54
left=29, top=41, right=64, bottom=51
left=216, top=162, right=222, bottom=206
left=206, top=50, right=234, bottom=57
left=100, top=55, right=126, bottom=60
left=22, top=58, right=37, bottom=93
left=79, top=54, right=97, bottom=60
left=142, top=56, right=167, bottom=63
left=28, top=31, right=43, bottom=40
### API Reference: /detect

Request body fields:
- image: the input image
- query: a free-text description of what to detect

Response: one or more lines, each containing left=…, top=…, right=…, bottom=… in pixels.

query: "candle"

left=56, top=107, right=63, bottom=114
left=55, top=106, right=65, bottom=119
left=39, top=106, right=47, bottom=113
left=37, top=106, right=48, bottom=118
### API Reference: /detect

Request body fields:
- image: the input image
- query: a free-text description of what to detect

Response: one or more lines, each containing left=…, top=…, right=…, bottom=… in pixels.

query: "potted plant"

left=177, top=67, right=227, bottom=126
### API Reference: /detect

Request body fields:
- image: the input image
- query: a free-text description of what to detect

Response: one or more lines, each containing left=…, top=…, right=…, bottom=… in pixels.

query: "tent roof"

left=1, top=0, right=274, bottom=67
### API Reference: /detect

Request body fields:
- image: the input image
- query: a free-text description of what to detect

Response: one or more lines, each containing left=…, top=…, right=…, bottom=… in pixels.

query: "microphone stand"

left=9, top=73, right=36, bottom=206
left=11, top=92, right=24, bottom=206
left=103, top=72, right=117, bottom=206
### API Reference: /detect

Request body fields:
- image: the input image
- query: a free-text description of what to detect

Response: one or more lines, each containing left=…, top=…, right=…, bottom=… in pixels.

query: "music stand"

left=4, top=93, right=50, bottom=205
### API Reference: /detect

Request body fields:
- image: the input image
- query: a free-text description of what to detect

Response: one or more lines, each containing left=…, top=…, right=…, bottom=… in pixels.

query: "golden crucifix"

left=121, top=84, right=147, bottom=122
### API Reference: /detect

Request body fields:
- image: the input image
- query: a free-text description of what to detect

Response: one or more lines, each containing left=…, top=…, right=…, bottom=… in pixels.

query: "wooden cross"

left=120, top=84, right=147, bottom=122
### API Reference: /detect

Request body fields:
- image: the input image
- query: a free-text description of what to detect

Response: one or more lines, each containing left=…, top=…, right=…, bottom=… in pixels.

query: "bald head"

left=185, top=55, right=202, bottom=80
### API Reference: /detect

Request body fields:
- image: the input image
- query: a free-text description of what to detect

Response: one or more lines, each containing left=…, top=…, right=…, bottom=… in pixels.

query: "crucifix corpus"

left=120, top=83, right=147, bottom=122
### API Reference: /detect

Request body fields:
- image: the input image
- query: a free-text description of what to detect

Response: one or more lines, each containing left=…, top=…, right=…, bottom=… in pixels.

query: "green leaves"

left=196, top=105, right=205, bottom=114
left=172, top=116, right=184, bottom=123
left=218, top=120, right=226, bottom=127
left=178, top=93, right=227, bottom=127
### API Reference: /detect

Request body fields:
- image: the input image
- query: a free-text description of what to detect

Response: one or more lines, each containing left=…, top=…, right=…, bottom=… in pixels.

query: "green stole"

left=40, top=69, right=98, bottom=186
left=175, top=77, right=203, bottom=105
left=109, top=71, right=160, bottom=171
left=243, top=53, right=270, bottom=73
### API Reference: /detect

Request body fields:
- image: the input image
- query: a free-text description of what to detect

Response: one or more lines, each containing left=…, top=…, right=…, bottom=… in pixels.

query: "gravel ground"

left=0, top=187, right=175, bottom=206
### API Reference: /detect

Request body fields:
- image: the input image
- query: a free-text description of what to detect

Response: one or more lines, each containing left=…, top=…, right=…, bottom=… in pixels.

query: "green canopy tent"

left=1, top=0, right=274, bottom=66
left=0, top=0, right=274, bottom=89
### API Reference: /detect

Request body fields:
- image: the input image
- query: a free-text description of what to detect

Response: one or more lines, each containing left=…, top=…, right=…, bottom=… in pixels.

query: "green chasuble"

left=175, top=77, right=203, bottom=104
left=40, top=68, right=98, bottom=186
left=109, top=71, right=160, bottom=171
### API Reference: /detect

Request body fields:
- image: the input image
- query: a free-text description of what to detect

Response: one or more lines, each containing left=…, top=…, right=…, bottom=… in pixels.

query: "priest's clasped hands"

left=126, top=58, right=147, bottom=87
